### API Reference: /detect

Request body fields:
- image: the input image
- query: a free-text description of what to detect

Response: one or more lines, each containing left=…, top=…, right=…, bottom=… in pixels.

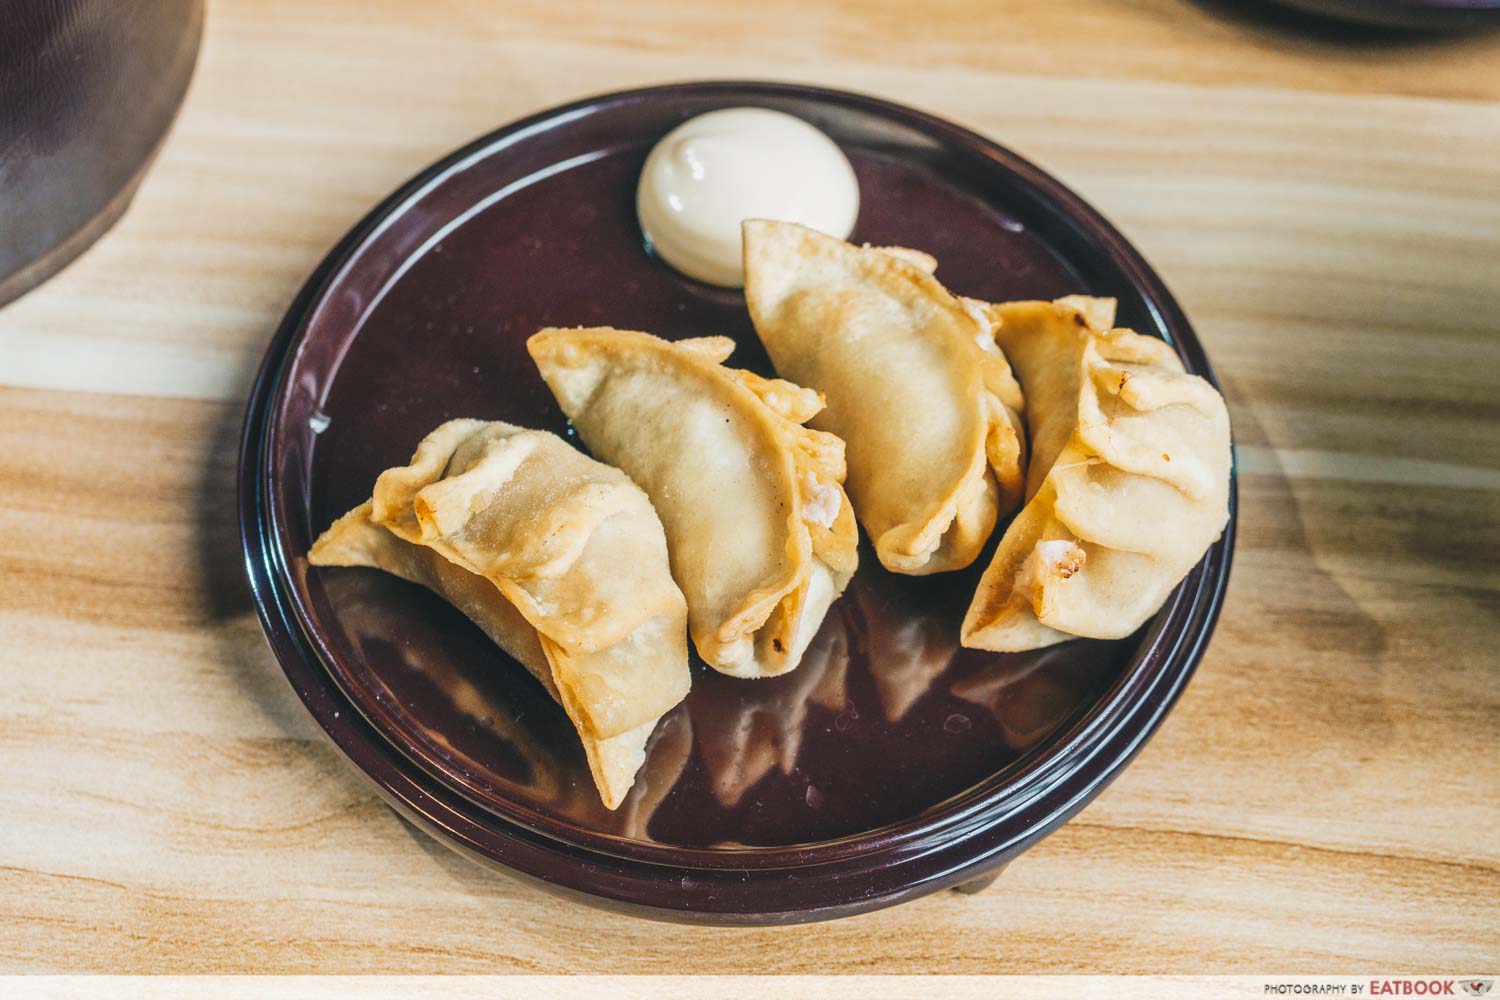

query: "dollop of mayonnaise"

left=636, top=108, right=859, bottom=287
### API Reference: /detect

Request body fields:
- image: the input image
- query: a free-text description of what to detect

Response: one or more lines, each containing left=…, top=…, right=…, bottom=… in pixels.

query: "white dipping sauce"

left=636, top=108, right=859, bottom=287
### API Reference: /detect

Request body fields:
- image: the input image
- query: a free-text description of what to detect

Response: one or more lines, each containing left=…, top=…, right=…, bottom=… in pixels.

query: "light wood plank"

left=2, top=0, right=1498, bottom=974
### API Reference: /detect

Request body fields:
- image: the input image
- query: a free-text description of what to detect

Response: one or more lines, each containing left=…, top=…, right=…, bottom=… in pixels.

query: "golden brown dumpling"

left=961, top=298, right=1232, bottom=651
left=529, top=327, right=858, bottom=680
left=309, top=419, right=690, bottom=808
left=743, top=219, right=1026, bottom=576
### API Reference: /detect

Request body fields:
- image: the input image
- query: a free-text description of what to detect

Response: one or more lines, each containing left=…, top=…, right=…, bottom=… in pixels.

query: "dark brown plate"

left=1264, top=0, right=1500, bottom=31
left=240, top=81, right=1235, bottom=923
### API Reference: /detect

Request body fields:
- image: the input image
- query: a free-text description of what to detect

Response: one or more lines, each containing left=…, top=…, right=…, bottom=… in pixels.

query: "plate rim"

left=239, top=79, right=1237, bottom=921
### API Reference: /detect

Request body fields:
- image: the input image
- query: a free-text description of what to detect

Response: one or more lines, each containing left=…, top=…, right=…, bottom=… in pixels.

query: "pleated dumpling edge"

left=527, top=326, right=859, bottom=680
left=960, top=298, right=1232, bottom=652
left=308, top=419, right=691, bottom=809
left=742, top=219, right=1027, bottom=577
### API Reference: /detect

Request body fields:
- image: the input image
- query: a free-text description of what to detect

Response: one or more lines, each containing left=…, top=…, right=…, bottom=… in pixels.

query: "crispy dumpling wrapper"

left=528, top=327, right=858, bottom=679
left=308, top=419, right=690, bottom=809
left=742, top=219, right=1027, bottom=576
left=960, top=298, right=1232, bottom=651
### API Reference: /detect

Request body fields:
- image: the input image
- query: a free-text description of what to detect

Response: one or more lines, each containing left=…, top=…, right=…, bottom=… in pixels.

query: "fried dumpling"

left=960, top=298, right=1231, bottom=651
left=528, top=327, right=858, bottom=679
left=743, top=219, right=1027, bottom=576
left=308, top=419, right=690, bottom=808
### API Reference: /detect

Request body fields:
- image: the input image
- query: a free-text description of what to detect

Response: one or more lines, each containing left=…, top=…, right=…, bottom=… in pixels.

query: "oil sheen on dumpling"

left=528, top=327, right=859, bottom=680
left=308, top=419, right=690, bottom=809
left=961, top=298, right=1232, bottom=651
left=743, top=219, right=1027, bottom=576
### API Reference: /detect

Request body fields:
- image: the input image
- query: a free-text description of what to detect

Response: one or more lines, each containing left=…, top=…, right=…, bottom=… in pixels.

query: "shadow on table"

left=195, top=392, right=320, bottom=741
left=1200, top=367, right=1395, bottom=773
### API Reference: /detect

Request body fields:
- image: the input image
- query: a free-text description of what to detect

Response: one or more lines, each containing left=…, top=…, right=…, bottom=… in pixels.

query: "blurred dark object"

left=1267, top=0, right=1500, bottom=30
left=0, top=0, right=203, bottom=307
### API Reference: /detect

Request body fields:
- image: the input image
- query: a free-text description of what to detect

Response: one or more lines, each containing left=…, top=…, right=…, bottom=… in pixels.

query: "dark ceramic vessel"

left=1267, top=0, right=1500, bottom=29
left=0, top=0, right=204, bottom=307
left=239, top=82, right=1236, bottom=923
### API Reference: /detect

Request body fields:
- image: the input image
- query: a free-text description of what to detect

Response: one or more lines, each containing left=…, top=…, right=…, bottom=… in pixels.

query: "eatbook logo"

left=1461, top=983, right=1493, bottom=998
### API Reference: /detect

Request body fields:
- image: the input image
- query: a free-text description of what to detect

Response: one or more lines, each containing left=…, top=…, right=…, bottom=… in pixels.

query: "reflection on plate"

left=319, top=548, right=1131, bottom=848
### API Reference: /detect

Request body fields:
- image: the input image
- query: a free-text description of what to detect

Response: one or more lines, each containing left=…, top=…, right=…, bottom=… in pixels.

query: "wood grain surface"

left=2, top=0, right=1497, bottom=975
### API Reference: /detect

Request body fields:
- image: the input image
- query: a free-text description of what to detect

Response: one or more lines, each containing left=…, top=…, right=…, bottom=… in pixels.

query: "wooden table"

left=3, top=0, right=1497, bottom=975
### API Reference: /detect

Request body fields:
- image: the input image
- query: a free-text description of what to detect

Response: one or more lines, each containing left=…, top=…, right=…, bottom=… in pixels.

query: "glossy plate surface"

left=241, top=81, right=1235, bottom=922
